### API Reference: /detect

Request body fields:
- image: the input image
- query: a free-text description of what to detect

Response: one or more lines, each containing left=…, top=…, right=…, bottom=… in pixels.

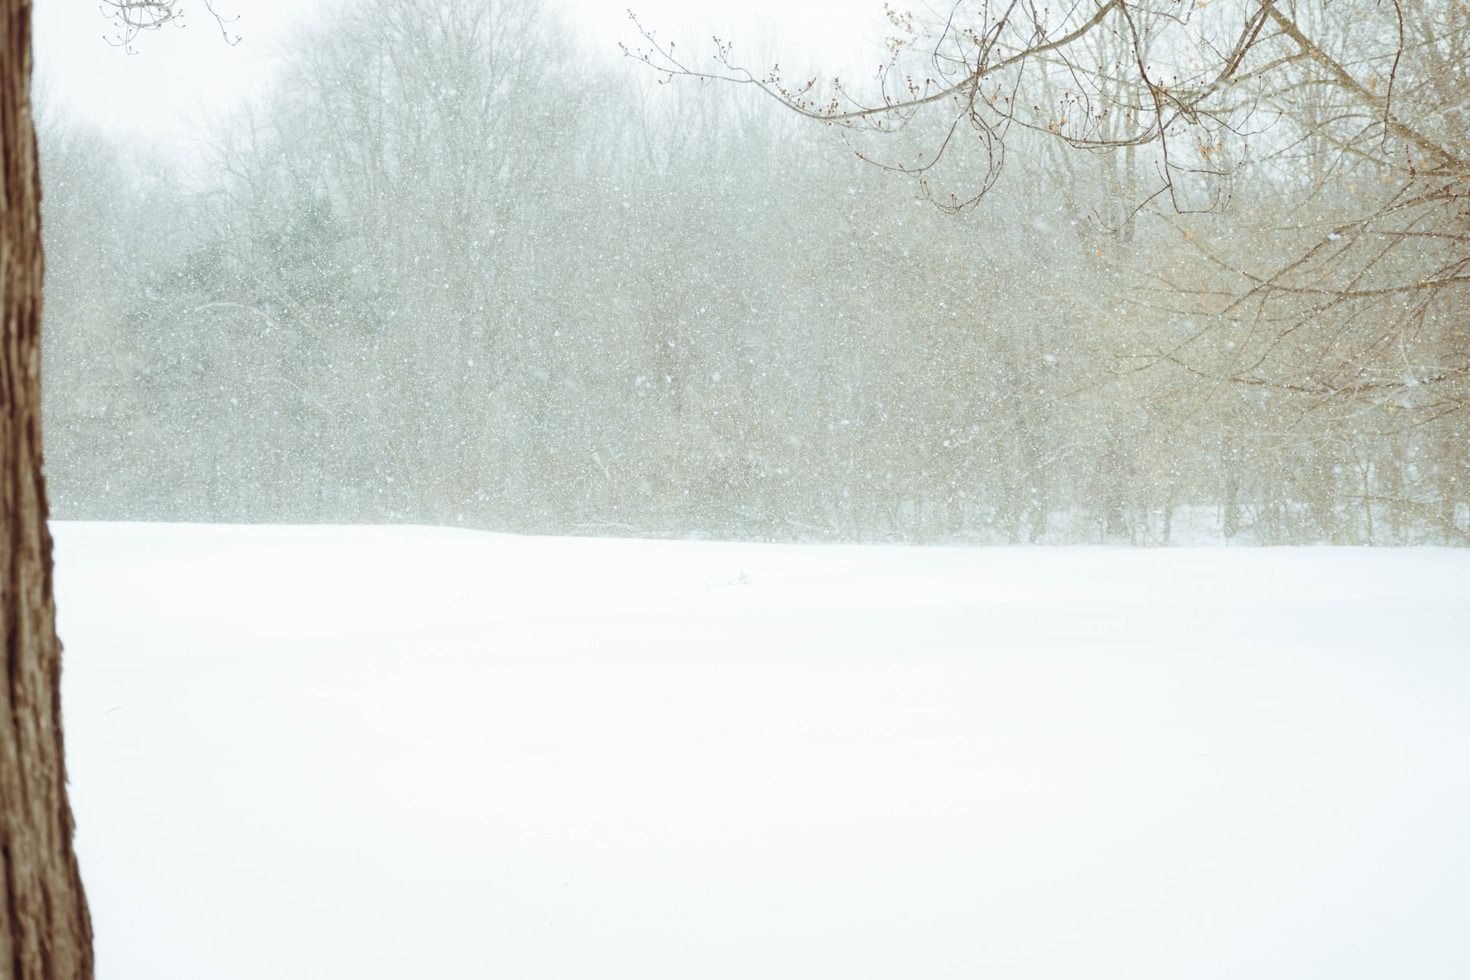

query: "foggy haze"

left=30, top=2, right=1470, bottom=976
left=34, top=0, right=1470, bottom=542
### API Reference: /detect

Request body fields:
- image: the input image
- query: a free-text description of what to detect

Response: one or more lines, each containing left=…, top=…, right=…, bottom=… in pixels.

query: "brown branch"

left=1256, top=0, right=1465, bottom=172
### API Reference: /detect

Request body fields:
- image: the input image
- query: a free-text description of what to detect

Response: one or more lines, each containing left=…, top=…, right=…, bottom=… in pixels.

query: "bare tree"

left=97, top=0, right=238, bottom=49
left=632, top=0, right=1469, bottom=541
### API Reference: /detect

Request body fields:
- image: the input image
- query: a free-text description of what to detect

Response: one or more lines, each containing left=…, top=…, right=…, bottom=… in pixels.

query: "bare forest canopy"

left=38, top=0, right=1470, bottom=545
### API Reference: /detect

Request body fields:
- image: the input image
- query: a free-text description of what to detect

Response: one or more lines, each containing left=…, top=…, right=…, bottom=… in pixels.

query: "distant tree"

left=190, top=0, right=592, bottom=525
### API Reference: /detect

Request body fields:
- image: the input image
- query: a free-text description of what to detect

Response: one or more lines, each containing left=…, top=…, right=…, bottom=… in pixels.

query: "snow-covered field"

left=52, top=523, right=1470, bottom=979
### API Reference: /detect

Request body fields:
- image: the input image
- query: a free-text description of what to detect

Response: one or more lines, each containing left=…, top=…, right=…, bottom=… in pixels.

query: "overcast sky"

left=32, top=0, right=887, bottom=140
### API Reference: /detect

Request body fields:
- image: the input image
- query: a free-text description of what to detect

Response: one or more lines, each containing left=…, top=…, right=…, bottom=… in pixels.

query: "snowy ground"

left=52, top=523, right=1470, bottom=979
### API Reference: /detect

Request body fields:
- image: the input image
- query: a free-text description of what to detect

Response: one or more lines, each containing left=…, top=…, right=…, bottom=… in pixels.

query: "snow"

left=52, top=523, right=1470, bottom=979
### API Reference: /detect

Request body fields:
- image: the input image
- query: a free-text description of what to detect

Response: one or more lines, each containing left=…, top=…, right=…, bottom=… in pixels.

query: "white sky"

left=32, top=0, right=888, bottom=141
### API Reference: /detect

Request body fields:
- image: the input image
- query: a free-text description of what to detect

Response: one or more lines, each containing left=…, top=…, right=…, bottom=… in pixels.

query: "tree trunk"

left=1, top=0, right=96, bottom=976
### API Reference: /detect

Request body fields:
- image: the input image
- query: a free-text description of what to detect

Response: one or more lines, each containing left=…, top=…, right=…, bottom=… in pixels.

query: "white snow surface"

left=52, top=522, right=1470, bottom=979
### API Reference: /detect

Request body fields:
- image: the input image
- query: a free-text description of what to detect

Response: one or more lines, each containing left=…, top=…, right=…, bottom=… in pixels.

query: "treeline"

left=39, top=0, right=1469, bottom=544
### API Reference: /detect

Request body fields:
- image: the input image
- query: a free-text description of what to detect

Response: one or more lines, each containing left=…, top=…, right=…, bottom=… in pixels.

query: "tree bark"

left=1, top=0, right=95, bottom=976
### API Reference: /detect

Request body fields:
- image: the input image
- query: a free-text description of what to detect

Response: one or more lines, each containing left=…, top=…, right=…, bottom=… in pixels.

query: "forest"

left=37, top=0, right=1470, bottom=545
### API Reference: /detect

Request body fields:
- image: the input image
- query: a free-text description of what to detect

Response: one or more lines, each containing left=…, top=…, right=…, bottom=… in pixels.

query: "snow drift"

left=53, top=523, right=1470, bottom=979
